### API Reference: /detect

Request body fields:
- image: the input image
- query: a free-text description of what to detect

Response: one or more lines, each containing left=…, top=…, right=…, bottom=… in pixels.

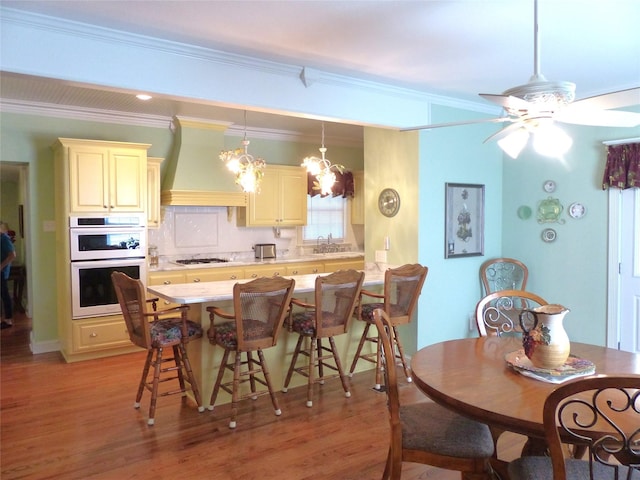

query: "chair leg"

left=328, top=336, right=351, bottom=398
left=381, top=446, right=393, bottom=480
left=147, top=347, right=163, bottom=426
left=375, top=331, right=384, bottom=390
left=306, top=337, right=316, bottom=407
left=283, top=335, right=304, bottom=392
left=247, top=351, right=258, bottom=400
left=349, top=322, right=371, bottom=376
left=316, top=338, right=324, bottom=383
left=173, top=345, right=187, bottom=393
left=391, top=326, right=411, bottom=382
left=229, top=350, right=242, bottom=429
left=135, top=350, right=153, bottom=408
left=257, top=348, right=282, bottom=417
left=209, top=348, right=231, bottom=411
left=178, top=342, right=204, bottom=412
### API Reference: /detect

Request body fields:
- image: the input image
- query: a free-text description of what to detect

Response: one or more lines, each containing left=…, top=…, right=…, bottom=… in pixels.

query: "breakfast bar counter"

left=147, top=270, right=385, bottom=408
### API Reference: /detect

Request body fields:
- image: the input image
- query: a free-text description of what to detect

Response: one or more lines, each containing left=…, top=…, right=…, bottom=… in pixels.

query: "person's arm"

left=1, top=250, right=16, bottom=270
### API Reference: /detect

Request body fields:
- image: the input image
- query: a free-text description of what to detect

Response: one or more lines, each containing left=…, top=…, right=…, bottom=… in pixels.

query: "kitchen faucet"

left=327, top=233, right=332, bottom=244
left=317, top=236, right=325, bottom=249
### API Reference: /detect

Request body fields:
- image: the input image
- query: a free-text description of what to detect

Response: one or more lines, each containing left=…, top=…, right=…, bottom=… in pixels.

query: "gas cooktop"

left=174, top=258, right=229, bottom=265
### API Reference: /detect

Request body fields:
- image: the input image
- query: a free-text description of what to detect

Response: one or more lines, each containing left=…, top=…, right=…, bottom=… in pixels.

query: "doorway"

left=0, top=161, right=30, bottom=348
left=607, top=187, right=640, bottom=353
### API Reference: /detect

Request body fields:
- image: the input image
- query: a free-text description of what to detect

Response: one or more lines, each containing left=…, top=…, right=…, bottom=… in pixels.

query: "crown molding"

left=1, top=7, right=496, bottom=118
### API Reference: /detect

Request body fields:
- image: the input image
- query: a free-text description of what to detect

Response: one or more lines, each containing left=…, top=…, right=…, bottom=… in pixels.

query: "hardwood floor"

left=1, top=312, right=523, bottom=479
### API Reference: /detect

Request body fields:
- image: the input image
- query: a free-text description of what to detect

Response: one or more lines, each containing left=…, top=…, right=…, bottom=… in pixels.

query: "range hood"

left=161, top=116, right=248, bottom=207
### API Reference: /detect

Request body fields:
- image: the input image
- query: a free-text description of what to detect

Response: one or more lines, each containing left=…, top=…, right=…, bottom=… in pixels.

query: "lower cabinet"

left=71, top=315, right=136, bottom=355
left=286, top=262, right=324, bottom=275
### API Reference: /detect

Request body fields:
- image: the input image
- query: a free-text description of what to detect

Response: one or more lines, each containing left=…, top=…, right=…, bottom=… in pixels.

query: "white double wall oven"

left=69, top=215, right=147, bottom=319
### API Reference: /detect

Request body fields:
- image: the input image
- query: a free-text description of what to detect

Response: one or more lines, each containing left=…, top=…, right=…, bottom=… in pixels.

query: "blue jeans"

left=1, top=275, right=12, bottom=320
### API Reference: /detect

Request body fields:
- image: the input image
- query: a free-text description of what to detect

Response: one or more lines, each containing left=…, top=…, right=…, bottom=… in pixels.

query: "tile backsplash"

left=148, top=206, right=297, bottom=261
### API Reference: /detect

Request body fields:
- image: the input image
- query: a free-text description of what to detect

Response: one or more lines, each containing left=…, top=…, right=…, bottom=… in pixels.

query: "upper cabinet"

left=54, top=138, right=150, bottom=214
left=237, top=165, right=307, bottom=227
left=147, top=157, right=163, bottom=228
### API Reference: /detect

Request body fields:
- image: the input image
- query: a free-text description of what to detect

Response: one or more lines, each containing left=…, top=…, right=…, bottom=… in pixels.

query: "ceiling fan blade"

left=573, top=87, right=640, bottom=110
left=555, top=107, right=640, bottom=127
left=482, top=121, right=528, bottom=144
left=400, top=117, right=513, bottom=132
left=479, top=93, right=532, bottom=112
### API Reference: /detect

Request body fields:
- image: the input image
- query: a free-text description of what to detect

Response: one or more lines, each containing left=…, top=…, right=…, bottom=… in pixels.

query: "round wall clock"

left=378, top=188, right=400, bottom=217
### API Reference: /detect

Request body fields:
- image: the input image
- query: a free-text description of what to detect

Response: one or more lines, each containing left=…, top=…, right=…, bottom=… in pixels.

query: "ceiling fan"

left=402, top=0, right=640, bottom=158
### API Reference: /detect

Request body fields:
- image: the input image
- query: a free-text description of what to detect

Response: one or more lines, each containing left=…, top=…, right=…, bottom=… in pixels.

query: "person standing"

left=1, top=221, right=16, bottom=329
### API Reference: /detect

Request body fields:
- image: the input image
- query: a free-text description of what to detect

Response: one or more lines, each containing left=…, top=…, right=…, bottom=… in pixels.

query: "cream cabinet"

left=237, top=165, right=307, bottom=227
left=243, top=264, right=288, bottom=279
left=56, top=138, right=149, bottom=214
left=147, top=157, right=163, bottom=228
left=71, top=315, right=134, bottom=354
left=350, top=170, right=365, bottom=225
left=185, top=267, right=242, bottom=283
left=323, top=258, right=364, bottom=272
left=286, top=262, right=324, bottom=275
left=148, top=271, right=187, bottom=309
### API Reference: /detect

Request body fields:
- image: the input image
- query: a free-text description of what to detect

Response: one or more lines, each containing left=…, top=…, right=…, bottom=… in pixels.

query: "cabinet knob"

left=251, top=274, right=258, bottom=278
left=274, top=272, right=280, bottom=276
left=193, top=278, right=201, bottom=282
left=312, top=269, right=318, bottom=273
left=163, top=280, right=172, bottom=285
left=292, top=270, right=299, bottom=275
left=230, top=275, right=237, bottom=280
left=89, top=332, right=97, bottom=338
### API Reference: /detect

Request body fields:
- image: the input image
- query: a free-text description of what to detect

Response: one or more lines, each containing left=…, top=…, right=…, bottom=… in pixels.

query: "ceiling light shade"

left=219, top=112, right=266, bottom=193
left=301, top=123, right=343, bottom=195
left=497, top=128, right=530, bottom=159
left=533, top=122, right=573, bottom=157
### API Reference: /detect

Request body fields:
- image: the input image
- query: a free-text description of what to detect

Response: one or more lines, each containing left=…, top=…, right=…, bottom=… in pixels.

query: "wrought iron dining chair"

left=349, top=263, right=428, bottom=390
left=282, top=269, right=364, bottom=407
left=475, top=289, right=548, bottom=337
left=508, top=374, right=640, bottom=480
left=480, top=258, right=528, bottom=295
left=206, top=276, right=295, bottom=428
left=372, top=309, right=496, bottom=480
left=111, top=271, right=204, bottom=426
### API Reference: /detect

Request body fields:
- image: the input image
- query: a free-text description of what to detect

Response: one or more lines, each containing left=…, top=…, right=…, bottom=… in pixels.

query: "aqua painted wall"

left=502, top=119, right=640, bottom=346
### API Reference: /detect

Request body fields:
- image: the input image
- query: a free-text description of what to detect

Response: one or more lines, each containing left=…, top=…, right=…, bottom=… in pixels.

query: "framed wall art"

left=445, top=183, right=485, bottom=259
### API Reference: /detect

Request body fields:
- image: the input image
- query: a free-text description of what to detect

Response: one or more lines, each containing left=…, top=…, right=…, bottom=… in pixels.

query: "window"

left=302, top=195, right=346, bottom=242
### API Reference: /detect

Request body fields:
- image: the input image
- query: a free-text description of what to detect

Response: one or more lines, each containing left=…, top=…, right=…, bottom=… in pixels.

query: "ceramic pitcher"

left=518, top=304, right=570, bottom=369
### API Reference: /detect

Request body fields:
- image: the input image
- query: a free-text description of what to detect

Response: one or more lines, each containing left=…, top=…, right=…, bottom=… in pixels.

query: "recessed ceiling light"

left=136, top=94, right=152, bottom=101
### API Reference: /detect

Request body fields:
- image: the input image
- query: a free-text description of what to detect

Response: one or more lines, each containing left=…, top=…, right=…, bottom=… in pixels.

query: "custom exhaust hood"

left=161, top=116, right=248, bottom=207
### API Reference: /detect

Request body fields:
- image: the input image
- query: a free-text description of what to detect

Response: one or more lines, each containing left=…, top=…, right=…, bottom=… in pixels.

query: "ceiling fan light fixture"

left=533, top=122, right=573, bottom=157
left=498, top=128, right=530, bottom=159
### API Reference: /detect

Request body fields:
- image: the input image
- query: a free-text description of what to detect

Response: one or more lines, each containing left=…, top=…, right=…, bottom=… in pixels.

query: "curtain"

left=307, top=170, right=355, bottom=198
left=602, top=142, right=640, bottom=189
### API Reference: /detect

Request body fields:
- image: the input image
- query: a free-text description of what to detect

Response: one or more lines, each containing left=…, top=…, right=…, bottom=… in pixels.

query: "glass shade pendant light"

left=219, top=111, right=266, bottom=193
left=301, top=123, right=343, bottom=195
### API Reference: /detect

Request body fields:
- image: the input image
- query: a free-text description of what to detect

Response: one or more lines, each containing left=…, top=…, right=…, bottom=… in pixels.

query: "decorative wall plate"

left=543, top=180, right=556, bottom=193
left=537, top=197, right=565, bottom=224
left=541, top=228, right=557, bottom=243
left=378, top=188, right=400, bottom=217
left=517, top=205, right=532, bottom=220
left=568, top=202, right=586, bottom=219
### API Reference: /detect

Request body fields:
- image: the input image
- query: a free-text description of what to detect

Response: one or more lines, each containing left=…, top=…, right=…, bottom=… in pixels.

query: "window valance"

left=307, top=170, right=355, bottom=198
left=602, top=142, right=640, bottom=189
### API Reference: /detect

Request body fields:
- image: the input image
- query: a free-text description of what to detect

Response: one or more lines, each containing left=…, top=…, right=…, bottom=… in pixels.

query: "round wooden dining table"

left=410, top=336, right=640, bottom=441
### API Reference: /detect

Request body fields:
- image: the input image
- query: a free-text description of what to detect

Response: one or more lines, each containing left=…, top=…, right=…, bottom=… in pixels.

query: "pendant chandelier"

left=301, top=123, right=343, bottom=195
left=219, top=111, right=266, bottom=193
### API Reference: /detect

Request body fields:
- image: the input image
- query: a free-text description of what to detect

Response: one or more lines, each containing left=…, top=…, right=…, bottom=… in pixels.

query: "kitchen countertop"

left=147, top=269, right=383, bottom=304
left=149, top=252, right=365, bottom=272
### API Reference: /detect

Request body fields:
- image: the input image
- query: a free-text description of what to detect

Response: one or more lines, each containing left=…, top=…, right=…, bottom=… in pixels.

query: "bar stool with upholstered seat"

left=349, top=263, right=427, bottom=389
left=206, top=276, right=295, bottom=429
left=111, top=271, right=204, bottom=426
left=282, top=269, right=364, bottom=407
